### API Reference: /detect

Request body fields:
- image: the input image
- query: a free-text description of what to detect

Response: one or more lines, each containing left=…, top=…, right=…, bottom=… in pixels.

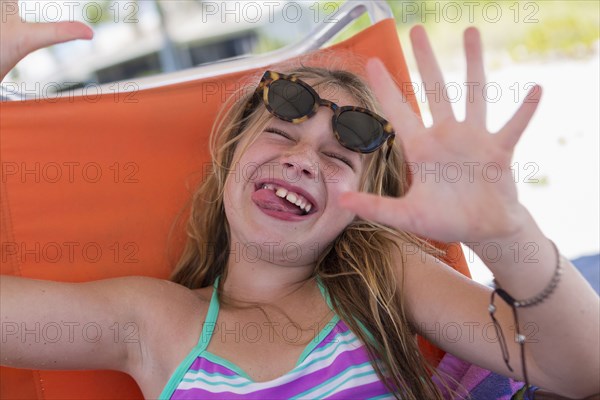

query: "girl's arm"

left=396, top=237, right=599, bottom=399
left=1, top=275, right=143, bottom=373
left=1, top=273, right=208, bottom=400
left=340, top=26, right=599, bottom=398
left=0, top=274, right=204, bottom=384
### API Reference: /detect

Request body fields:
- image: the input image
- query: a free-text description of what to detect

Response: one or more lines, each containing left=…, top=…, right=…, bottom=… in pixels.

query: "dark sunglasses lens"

left=268, top=80, right=314, bottom=119
left=336, top=111, right=385, bottom=152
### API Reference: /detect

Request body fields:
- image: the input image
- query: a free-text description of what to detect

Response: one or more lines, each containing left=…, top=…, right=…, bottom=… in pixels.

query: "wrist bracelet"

left=488, top=239, right=564, bottom=394
left=492, top=239, right=563, bottom=308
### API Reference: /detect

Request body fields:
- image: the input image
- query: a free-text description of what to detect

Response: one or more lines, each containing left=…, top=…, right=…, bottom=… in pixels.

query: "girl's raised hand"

left=340, top=26, right=542, bottom=244
left=0, top=0, right=93, bottom=81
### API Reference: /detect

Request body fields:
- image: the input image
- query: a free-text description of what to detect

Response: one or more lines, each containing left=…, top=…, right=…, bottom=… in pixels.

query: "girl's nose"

left=280, top=143, right=320, bottom=181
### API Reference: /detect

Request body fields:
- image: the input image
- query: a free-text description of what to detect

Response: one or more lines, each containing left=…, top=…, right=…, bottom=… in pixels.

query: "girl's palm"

left=340, top=26, right=542, bottom=243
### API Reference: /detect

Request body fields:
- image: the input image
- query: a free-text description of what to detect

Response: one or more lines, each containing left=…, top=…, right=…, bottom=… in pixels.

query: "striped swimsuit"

left=159, top=276, right=395, bottom=399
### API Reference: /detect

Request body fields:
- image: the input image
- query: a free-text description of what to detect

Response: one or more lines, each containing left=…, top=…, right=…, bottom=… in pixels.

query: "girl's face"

left=223, top=84, right=367, bottom=266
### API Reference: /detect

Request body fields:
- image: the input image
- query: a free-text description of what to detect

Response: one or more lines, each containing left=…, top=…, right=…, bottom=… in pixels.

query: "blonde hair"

left=169, top=64, right=449, bottom=399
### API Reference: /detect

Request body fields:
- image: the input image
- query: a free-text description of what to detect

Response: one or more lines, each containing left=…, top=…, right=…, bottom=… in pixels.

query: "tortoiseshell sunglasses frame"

left=244, top=70, right=396, bottom=160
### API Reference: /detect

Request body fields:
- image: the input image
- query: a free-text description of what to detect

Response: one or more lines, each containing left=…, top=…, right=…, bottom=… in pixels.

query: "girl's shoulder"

left=118, top=276, right=212, bottom=398
left=102, top=275, right=211, bottom=318
left=119, top=276, right=212, bottom=346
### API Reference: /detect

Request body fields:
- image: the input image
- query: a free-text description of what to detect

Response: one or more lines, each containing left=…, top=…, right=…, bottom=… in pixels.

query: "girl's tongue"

left=251, top=188, right=304, bottom=215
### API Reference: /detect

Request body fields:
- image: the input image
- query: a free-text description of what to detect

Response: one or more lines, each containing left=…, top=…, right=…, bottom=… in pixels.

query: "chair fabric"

left=0, top=19, right=470, bottom=399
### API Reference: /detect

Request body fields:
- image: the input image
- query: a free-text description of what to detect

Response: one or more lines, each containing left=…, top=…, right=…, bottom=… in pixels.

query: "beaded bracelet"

left=488, top=239, right=563, bottom=393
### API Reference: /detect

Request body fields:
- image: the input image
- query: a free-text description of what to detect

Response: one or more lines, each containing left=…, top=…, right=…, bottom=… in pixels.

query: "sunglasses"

left=244, top=71, right=395, bottom=160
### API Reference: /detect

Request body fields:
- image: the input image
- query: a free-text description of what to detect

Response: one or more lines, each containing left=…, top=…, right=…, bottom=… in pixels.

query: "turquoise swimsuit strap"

left=315, top=275, right=376, bottom=346
left=315, top=275, right=334, bottom=310
left=196, top=276, right=221, bottom=349
left=200, top=275, right=374, bottom=347
left=157, top=276, right=223, bottom=399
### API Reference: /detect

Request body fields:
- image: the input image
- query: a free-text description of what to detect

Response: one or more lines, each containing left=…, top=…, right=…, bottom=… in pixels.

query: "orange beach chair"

left=0, top=2, right=471, bottom=398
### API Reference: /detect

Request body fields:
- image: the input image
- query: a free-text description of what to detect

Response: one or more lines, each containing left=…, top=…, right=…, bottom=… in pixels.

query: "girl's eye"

left=265, top=127, right=353, bottom=169
left=265, top=127, right=292, bottom=140
left=325, top=152, right=353, bottom=168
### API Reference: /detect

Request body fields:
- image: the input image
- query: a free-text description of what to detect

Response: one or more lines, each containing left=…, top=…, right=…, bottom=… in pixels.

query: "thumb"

left=339, top=192, right=418, bottom=232
left=23, top=21, right=93, bottom=55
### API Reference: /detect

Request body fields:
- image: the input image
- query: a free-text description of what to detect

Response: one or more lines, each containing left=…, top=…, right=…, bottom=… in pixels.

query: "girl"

left=1, top=5, right=599, bottom=400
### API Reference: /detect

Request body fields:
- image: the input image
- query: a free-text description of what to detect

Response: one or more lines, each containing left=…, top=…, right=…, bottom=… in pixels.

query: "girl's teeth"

left=264, top=184, right=312, bottom=213
left=286, top=193, right=297, bottom=203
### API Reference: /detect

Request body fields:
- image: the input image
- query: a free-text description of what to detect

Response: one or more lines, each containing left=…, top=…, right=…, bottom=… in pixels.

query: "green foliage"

left=252, top=35, right=288, bottom=55
left=325, top=0, right=599, bottom=61
left=86, top=0, right=117, bottom=25
left=508, top=2, right=600, bottom=60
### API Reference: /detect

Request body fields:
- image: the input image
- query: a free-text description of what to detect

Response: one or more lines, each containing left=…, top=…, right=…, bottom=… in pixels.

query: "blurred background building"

left=7, top=0, right=324, bottom=90
left=6, top=1, right=599, bottom=92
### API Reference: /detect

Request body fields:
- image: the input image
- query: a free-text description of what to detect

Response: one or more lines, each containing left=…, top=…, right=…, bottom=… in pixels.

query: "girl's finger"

left=0, top=1, right=20, bottom=24
left=496, top=85, right=542, bottom=150
left=339, top=191, right=421, bottom=234
left=464, top=27, right=487, bottom=128
left=23, top=21, right=93, bottom=56
left=410, top=25, right=455, bottom=124
left=365, top=58, right=423, bottom=143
